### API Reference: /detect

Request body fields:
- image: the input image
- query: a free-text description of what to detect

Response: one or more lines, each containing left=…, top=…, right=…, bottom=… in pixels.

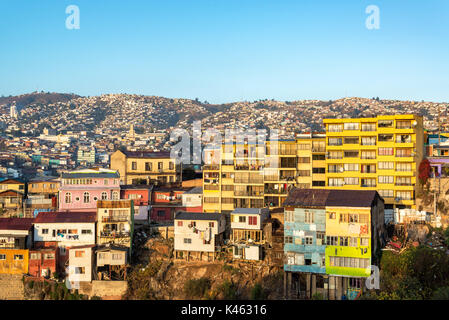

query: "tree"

left=418, top=159, right=431, bottom=185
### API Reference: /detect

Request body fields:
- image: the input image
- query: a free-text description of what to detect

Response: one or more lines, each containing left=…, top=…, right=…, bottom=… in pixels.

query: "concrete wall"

left=78, top=280, right=127, bottom=299
left=0, top=274, right=24, bottom=300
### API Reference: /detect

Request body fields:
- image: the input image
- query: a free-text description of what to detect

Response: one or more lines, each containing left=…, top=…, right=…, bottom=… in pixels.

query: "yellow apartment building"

left=324, top=114, right=424, bottom=210
left=110, top=150, right=182, bottom=185
left=296, top=133, right=326, bottom=188
left=203, top=137, right=326, bottom=213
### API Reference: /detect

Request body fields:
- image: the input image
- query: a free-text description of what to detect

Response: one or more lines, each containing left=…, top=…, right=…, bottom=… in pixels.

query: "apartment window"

left=361, top=150, right=376, bottom=159
left=359, top=214, right=369, bottom=223
left=361, top=178, right=376, bottom=187
left=344, top=123, right=359, bottom=130
left=344, top=137, right=359, bottom=144
left=312, top=154, right=326, bottom=160
left=112, top=254, right=121, bottom=260
left=344, top=163, right=359, bottom=172
left=14, top=255, right=24, bottom=260
left=379, top=189, right=394, bottom=198
left=298, top=170, right=310, bottom=177
left=239, top=216, right=246, bottom=223
left=361, top=123, right=376, bottom=131
left=361, top=136, right=376, bottom=146
left=145, top=162, right=152, bottom=171
left=349, top=214, right=359, bottom=223
left=396, top=120, right=411, bottom=129
left=379, top=161, right=394, bottom=170
left=349, top=237, right=358, bottom=247
left=132, top=162, right=137, bottom=170
left=101, top=192, right=108, bottom=200
left=158, top=162, right=163, bottom=170
left=0, top=254, right=5, bottom=260
left=316, top=232, right=325, bottom=244
left=344, top=150, right=359, bottom=158
left=396, top=134, right=412, bottom=143
left=328, top=151, right=342, bottom=159
left=81, top=229, right=92, bottom=234
left=312, top=181, right=325, bottom=187
left=339, top=237, right=349, bottom=246
left=305, top=210, right=314, bottom=223
left=304, top=236, right=313, bottom=245
left=328, top=164, right=343, bottom=173
left=222, top=198, right=233, bottom=204
left=204, top=197, right=219, bottom=203
left=361, top=164, right=376, bottom=173
left=157, top=210, right=165, bottom=217
left=222, top=185, right=233, bottom=191
left=183, top=238, right=192, bottom=244
left=344, top=177, right=359, bottom=185
left=378, top=134, right=393, bottom=142
left=328, top=137, right=342, bottom=146
left=112, top=191, right=119, bottom=200
left=169, top=162, right=174, bottom=170
left=104, top=179, right=108, bottom=186
left=360, top=238, right=369, bottom=246
left=30, top=253, right=40, bottom=260
left=396, top=162, right=412, bottom=171
left=75, top=251, right=85, bottom=258
left=177, top=221, right=183, bottom=227
left=298, top=157, right=311, bottom=163
left=285, top=210, right=294, bottom=222
left=396, top=191, right=412, bottom=200
left=328, top=212, right=336, bottom=219
left=328, top=178, right=344, bottom=187
left=328, top=124, right=343, bottom=132
left=327, top=236, right=338, bottom=246
left=209, top=222, right=215, bottom=227
left=298, top=143, right=310, bottom=150
left=83, top=192, right=90, bottom=203
left=65, top=192, right=72, bottom=204
left=312, top=168, right=325, bottom=174
left=285, top=236, right=293, bottom=244
left=379, top=147, right=394, bottom=156
left=42, top=229, right=49, bottom=235
left=379, top=176, right=394, bottom=184
left=75, top=267, right=85, bottom=274
left=396, top=148, right=412, bottom=157
left=396, top=176, right=412, bottom=186
left=378, top=120, right=393, bottom=128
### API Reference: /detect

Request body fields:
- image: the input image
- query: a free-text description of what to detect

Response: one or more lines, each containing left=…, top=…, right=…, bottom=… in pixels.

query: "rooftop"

left=0, top=218, right=34, bottom=231
left=175, top=212, right=223, bottom=221
left=34, top=211, right=97, bottom=223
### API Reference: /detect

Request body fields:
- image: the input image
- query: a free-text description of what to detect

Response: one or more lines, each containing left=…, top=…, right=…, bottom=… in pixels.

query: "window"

left=361, top=238, right=369, bottom=246
left=344, top=163, right=359, bottom=172
left=112, top=253, right=121, bottom=260
left=222, top=185, right=233, bottom=191
left=145, top=162, right=152, bottom=171
left=305, top=210, right=314, bottom=223
left=379, top=189, right=394, bottom=198
left=304, top=236, right=313, bottom=245
left=248, top=216, right=257, bottom=225
left=285, top=236, right=293, bottom=244
left=328, top=124, right=343, bottom=132
left=396, top=149, right=412, bottom=157
left=158, top=162, right=163, bottom=170
left=361, top=150, right=376, bottom=159
left=298, top=143, right=310, bottom=150
left=349, top=237, right=358, bottom=247
left=379, top=147, right=394, bottom=156
left=169, top=162, right=174, bottom=170
left=75, top=267, right=85, bottom=274
left=327, top=236, right=338, bottom=246
left=328, top=164, right=343, bottom=173
left=101, top=192, right=108, bottom=200
left=157, top=210, right=165, bottom=217
left=30, top=253, right=41, bottom=260
left=396, top=120, right=411, bottom=129
left=298, top=157, right=311, bottom=163
left=132, top=162, right=137, bottom=170
left=361, top=136, right=376, bottom=146
left=328, top=151, right=342, bottom=159
left=396, top=162, right=412, bottom=171
left=328, top=178, right=344, bottom=187
left=396, top=191, right=412, bottom=200
left=361, top=164, right=376, bottom=173
left=328, top=137, right=342, bottom=146
left=209, top=222, right=215, bottom=227
left=177, top=221, right=183, bottom=227
left=339, top=237, right=348, bottom=246
left=344, top=137, right=359, bottom=144
left=316, top=232, right=325, bottom=245
left=361, top=178, right=376, bottom=187
left=42, top=229, right=49, bottom=235
left=312, top=181, right=325, bottom=187
left=396, top=134, right=412, bottom=143
left=81, top=229, right=92, bottom=234
left=344, top=123, right=359, bottom=130
left=75, top=251, right=85, bottom=258
left=112, top=191, right=119, bottom=200
left=14, top=255, right=23, bottom=260
left=378, top=120, right=393, bottom=128
left=104, top=179, right=109, bottom=185
left=344, top=177, right=359, bottom=185
left=328, top=212, right=336, bottom=219
left=285, top=210, right=294, bottom=222
left=379, top=161, right=394, bottom=170
left=361, top=123, right=376, bottom=131
left=239, top=216, right=246, bottom=223
left=83, top=192, right=90, bottom=203
left=312, top=168, right=325, bottom=174
left=344, top=150, right=359, bottom=158
left=0, top=254, right=6, bottom=260
left=378, top=134, right=393, bottom=142
left=183, top=238, right=192, bottom=244
left=65, top=192, right=72, bottom=204
left=379, top=176, right=394, bottom=184
left=396, top=176, right=412, bottom=186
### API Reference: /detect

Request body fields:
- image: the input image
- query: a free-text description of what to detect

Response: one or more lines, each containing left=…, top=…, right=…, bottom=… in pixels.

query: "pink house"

left=58, top=168, right=120, bottom=212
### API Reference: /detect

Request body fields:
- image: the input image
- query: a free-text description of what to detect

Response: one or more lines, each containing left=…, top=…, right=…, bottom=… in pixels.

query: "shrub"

left=184, top=277, right=211, bottom=299
left=219, top=280, right=237, bottom=300
left=250, top=283, right=267, bottom=300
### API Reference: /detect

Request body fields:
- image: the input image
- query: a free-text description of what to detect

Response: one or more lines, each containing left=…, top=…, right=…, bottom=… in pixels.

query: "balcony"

left=204, top=165, right=220, bottom=170
left=100, top=231, right=130, bottom=238
left=102, top=216, right=129, bottom=223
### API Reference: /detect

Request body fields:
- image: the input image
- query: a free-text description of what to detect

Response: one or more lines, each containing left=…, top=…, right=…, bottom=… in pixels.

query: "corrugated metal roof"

left=284, top=188, right=380, bottom=208
left=97, top=200, right=133, bottom=208
left=34, top=211, right=96, bottom=223
left=61, top=172, right=119, bottom=179
left=123, top=150, right=171, bottom=159
left=0, top=218, right=34, bottom=231
left=231, top=208, right=269, bottom=215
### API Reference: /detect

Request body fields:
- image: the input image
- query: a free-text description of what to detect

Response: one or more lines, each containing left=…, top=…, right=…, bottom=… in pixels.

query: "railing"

left=100, top=231, right=130, bottom=238
left=204, top=165, right=220, bottom=170
left=102, top=216, right=129, bottom=223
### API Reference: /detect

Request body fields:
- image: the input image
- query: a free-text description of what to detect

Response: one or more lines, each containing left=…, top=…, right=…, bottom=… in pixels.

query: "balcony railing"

left=100, top=231, right=130, bottom=238
left=102, top=216, right=129, bottom=223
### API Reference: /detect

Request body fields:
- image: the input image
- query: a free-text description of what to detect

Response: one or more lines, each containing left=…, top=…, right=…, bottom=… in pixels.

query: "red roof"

left=34, top=211, right=96, bottom=223
left=0, top=218, right=34, bottom=231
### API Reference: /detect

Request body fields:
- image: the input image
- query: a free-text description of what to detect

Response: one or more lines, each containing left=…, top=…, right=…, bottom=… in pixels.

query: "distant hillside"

left=0, top=92, right=80, bottom=108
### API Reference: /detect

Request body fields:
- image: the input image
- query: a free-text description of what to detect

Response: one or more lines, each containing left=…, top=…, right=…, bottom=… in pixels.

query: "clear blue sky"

left=0, top=0, right=448, bottom=104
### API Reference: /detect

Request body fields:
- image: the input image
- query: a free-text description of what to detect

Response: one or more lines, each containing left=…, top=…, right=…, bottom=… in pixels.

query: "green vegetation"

left=218, top=280, right=238, bottom=300
left=250, top=283, right=268, bottom=300
left=184, top=277, right=211, bottom=299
